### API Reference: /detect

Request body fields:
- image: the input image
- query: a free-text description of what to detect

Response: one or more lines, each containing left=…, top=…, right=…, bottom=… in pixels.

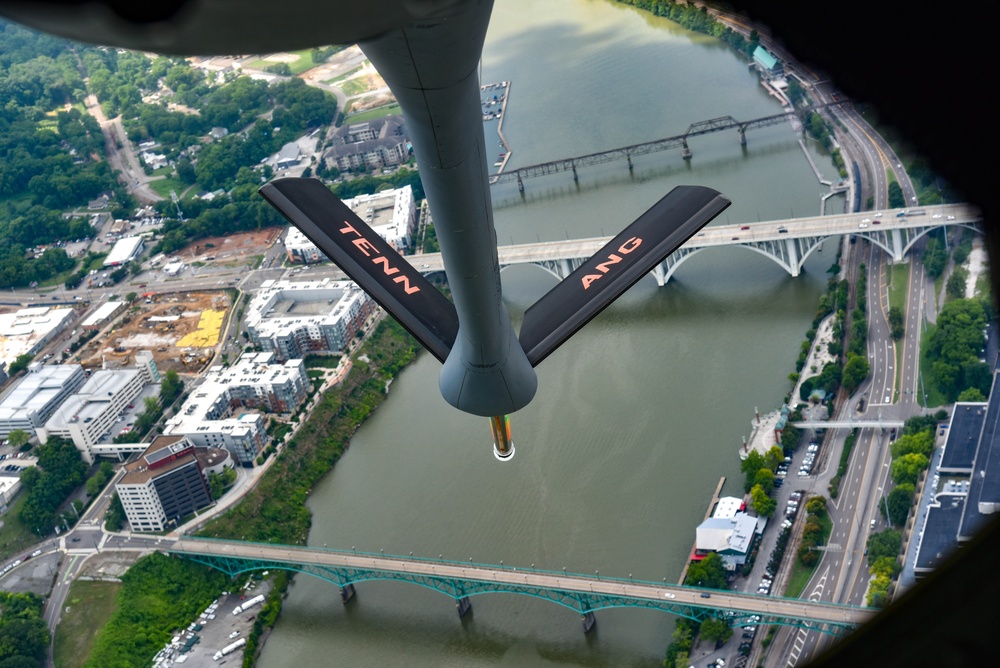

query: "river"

left=258, top=1, right=844, bottom=665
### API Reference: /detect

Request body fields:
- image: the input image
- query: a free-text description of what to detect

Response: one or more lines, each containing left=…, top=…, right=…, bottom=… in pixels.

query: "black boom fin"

left=518, top=185, right=730, bottom=366
left=258, top=178, right=458, bottom=363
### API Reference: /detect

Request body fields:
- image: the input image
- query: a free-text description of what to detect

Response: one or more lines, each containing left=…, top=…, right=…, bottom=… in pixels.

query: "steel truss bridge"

left=489, top=104, right=851, bottom=188
left=168, top=537, right=870, bottom=636
left=413, top=204, right=982, bottom=286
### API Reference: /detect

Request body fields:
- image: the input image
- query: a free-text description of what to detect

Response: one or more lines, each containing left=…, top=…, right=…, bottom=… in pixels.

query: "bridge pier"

left=456, top=596, right=472, bottom=617
left=681, top=140, right=691, bottom=160
left=626, top=155, right=633, bottom=172
left=340, top=583, right=356, bottom=603
left=581, top=611, right=596, bottom=633
left=738, top=127, right=746, bottom=145
left=572, top=165, right=578, bottom=182
left=517, top=175, right=524, bottom=193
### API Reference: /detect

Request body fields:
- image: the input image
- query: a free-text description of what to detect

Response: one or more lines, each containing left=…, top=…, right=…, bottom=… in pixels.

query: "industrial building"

left=913, top=373, right=1000, bottom=579
left=693, top=495, right=763, bottom=571
left=284, top=185, right=416, bottom=263
left=39, top=350, right=160, bottom=463
left=116, top=435, right=220, bottom=532
left=0, top=306, right=75, bottom=374
left=164, top=352, right=308, bottom=466
left=0, top=363, right=86, bottom=438
left=80, top=301, right=126, bottom=331
left=103, top=236, right=145, bottom=266
left=245, top=279, right=375, bottom=360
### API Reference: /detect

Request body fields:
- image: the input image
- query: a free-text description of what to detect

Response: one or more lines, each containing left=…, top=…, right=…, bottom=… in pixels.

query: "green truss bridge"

left=168, top=537, right=871, bottom=636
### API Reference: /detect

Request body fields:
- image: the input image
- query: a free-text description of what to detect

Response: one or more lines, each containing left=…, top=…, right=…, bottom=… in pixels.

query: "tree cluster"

left=83, top=553, right=230, bottom=668
left=927, top=297, right=991, bottom=401
left=198, top=319, right=418, bottom=545
left=0, top=591, right=49, bottom=667
left=797, top=495, right=829, bottom=568
left=17, top=435, right=87, bottom=536
left=683, top=552, right=728, bottom=589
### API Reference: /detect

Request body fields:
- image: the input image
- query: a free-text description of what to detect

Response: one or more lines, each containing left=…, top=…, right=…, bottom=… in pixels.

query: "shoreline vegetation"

left=194, top=319, right=418, bottom=666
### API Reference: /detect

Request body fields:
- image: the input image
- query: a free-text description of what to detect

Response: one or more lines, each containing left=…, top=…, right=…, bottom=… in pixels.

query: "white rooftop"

left=165, top=352, right=302, bottom=435
left=0, top=307, right=74, bottom=370
left=81, top=301, right=125, bottom=328
left=104, top=236, right=144, bottom=266
left=46, top=368, right=142, bottom=429
left=0, top=364, right=82, bottom=422
left=245, top=279, right=368, bottom=340
left=713, top=496, right=744, bottom=519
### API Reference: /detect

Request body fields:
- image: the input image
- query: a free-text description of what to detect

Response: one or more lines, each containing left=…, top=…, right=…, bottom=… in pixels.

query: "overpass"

left=414, top=203, right=981, bottom=286
left=793, top=421, right=904, bottom=430
left=168, top=537, right=871, bottom=636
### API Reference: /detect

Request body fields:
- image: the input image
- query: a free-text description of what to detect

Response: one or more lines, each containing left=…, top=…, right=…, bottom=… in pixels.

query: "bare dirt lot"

left=77, top=290, right=233, bottom=375
left=176, top=228, right=283, bottom=267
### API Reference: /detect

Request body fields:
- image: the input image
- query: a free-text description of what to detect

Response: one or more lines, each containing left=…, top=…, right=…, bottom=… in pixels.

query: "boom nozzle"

left=489, top=415, right=515, bottom=461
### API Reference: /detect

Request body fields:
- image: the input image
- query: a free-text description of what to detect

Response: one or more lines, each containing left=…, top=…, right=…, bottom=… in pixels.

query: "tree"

left=684, top=552, right=728, bottom=589
left=958, top=387, right=986, bottom=402
left=700, top=617, right=733, bottom=645
left=890, top=430, right=934, bottom=459
left=754, top=468, right=775, bottom=495
left=946, top=267, right=969, bottom=300
left=891, top=452, right=929, bottom=486
left=866, top=529, right=903, bottom=565
left=885, top=484, right=914, bottom=526
left=5, top=429, right=30, bottom=450
left=842, top=353, right=870, bottom=392
left=740, top=450, right=767, bottom=492
left=160, top=369, right=184, bottom=405
left=750, top=484, right=777, bottom=517
left=5, top=354, right=33, bottom=376
left=888, top=306, right=904, bottom=339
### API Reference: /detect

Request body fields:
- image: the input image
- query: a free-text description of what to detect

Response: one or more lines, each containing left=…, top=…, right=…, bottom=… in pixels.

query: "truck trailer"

left=231, top=594, right=265, bottom=615
left=213, top=637, right=246, bottom=661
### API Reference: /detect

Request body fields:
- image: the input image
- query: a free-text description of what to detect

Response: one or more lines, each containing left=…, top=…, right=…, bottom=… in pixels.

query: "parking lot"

left=152, top=576, right=272, bottom=667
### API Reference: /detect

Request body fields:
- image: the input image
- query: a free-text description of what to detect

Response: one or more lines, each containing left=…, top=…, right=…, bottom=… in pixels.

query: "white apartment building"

left=284, top=185, right=416, bottom=263
left=245, top=279, right=375, bottom=361
left=164, top=352, right=307, bottom=465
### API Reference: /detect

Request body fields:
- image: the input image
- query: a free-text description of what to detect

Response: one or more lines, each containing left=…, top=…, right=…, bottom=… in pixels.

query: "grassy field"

left=888, top=263, right=909, bottom=312
left=344, top=103, right=401, bottom=123
left=888, top=262, right=910, bottom=398
left=918, top=323, right=949, bottom=408
left=0, top=493, right=41, bottom=559
left=54, top=580, right=123, bottom=668
left=247, top=49, right=317, bottom=75
left=148, top=176, right=188, bottom=199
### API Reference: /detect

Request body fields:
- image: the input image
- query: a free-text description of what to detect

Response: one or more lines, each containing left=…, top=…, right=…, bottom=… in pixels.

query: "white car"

left=229, top=630, right=240, bottom=639
left=663, top=592, right=675, bottom=599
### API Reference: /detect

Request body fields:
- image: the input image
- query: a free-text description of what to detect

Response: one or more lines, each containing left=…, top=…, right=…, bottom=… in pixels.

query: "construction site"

left=76, top=290, right=234, bottom=375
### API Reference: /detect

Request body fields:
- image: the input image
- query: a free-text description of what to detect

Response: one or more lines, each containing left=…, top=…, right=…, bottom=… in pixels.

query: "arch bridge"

left=168, top=537, right=869, bottom=637
left=414, top=204, right=981, bottom=286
